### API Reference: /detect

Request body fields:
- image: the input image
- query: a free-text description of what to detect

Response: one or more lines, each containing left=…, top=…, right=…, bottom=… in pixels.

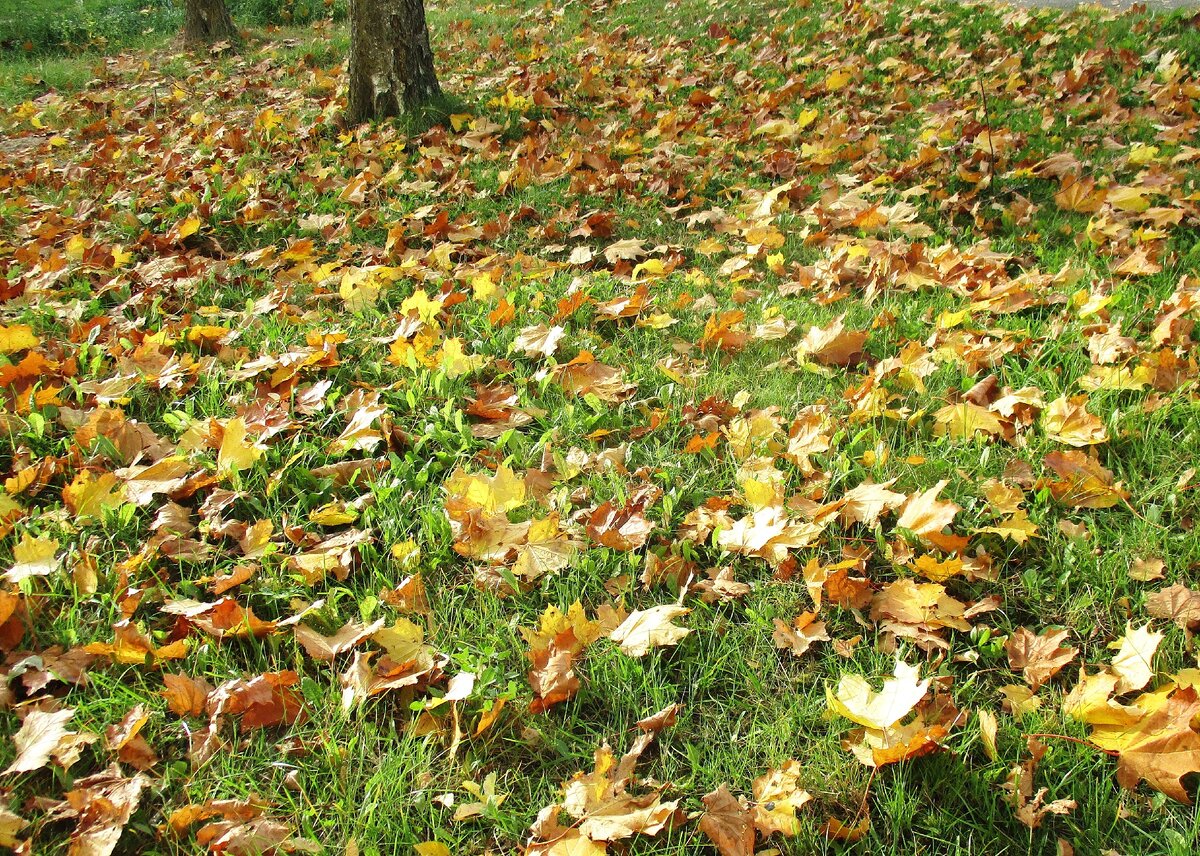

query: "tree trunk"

left=184, top=0, right=237, bottom=45
left=347, top=0, right=443, bottom=124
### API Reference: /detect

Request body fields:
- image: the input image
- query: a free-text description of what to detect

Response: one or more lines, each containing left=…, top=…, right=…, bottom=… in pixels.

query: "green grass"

left=3, top=0, right=1200, bottom=853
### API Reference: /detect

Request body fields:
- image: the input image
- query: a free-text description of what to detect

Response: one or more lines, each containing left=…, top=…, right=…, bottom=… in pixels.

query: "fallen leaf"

left=608, top=606, right=691, bottom=657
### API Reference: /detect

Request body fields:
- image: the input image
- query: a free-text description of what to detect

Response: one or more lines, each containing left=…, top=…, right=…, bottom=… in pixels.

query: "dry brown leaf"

left=1006, top=627, right=1077, bottom=691
left=699, top=784, right=754, bottom=856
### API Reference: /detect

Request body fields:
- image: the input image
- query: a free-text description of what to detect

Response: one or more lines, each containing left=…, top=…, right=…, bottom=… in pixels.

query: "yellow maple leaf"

left=827, top=660, right=929, bottom=730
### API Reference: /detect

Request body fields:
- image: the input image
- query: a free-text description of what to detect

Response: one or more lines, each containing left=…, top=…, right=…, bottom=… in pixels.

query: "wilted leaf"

left=608, top=606, right=691, bottom=657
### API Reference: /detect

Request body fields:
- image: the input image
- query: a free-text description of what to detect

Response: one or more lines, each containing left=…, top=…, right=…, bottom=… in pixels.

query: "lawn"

left=1, top=0, right=1200, bottom=853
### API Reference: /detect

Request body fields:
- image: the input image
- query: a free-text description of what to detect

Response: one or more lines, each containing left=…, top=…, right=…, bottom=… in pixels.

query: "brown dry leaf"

left=207, top=671, right=306, bottom=730
left=555, top=353, right=637, bottom=403
left=636, top=703, right=682, bottom=733
left=556, top=734, right=682, bottom=842
left=105, top=704, right=158, bottom=771
left=528, top=643, right=580, bottom=714
left=699, top=784, right=754, bottom=856
left=608, top=606, right=691, bottom=657
left=751, top=759, right=811, bottom=836
left=168, top=799, right=268, bottom=836
left=1089, top=686, right=1200, bottom=803
left=162, top=673, right=213, bottom=717
left=1006, top=627, right=1078, bottom=691
left=794, top=315, right=867, bottom=366
left=1129, top=557, right=1166, bottom=582
left=870, top=579, right=972, bottom=651
left=1003, top=741, right=1077, bottom=829
left=163, top=597, right=277, bottom=639
left=380, top=573, right=431, bottom=614
left=771, top=613, right=830, bottom=658
left=820, top=815, right=870, bottom=841
left=1041, top=395, right=1108, bottom=447
left=4, top=707, right=82, bottom=774
left=523, top=603, right=622, bottom=713
left=514, top=323, right=566, bottom=359
left=716, top=508, right=827, bottom=567
left=1042, top=451, right=1130, bottom=509
left=896, top=480, right=961, bottom=550
left=838, top=479, right=905, bottom=528
left=53, top=766, right=149, bottom=856
left=586, top=501, right=654, bottom=551
left=1146, top=584, right=1200, bottom=632
left=294, top=618, right=384, bottom=661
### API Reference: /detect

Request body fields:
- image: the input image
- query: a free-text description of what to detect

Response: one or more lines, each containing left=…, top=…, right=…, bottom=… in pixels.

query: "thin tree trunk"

left=184, top=0, right=238, bottom=45
left=347, top=0, right=443, bottom=124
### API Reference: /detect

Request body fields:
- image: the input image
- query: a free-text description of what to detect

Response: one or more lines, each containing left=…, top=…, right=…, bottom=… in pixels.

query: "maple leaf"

left=771, top=612, right=830, bottom=658
left=514, top=517, right=579, bottom=581
left=551, top=733, right=681, bottom=842
left=751, top=759, right=811, bottom=836
left=0, top=803, right=25, bottom=849
left=794, top=315, right=867, bottom=366
left=0, top=324, right=39, bottom=354
left=444, top=465, right=527, bottom=514
left=1063, top=669, right=1144, bottom=728
left=4, top=531, right=61, bottom=584
left=1089, top=686, right=1200, bottom=803
left=295, top=618, right=385, bottom=661
left=1005, top=627, right=1077, bottom=690
left=896, top=480, right=961, bottom=550
left=1146, top=584, right=1200, bottom=633
left=4, top=707, right=86, bottom=774
left=636, top=703, right=682, bottom=733
left=699, top=784, right=754, bottom=856
left=1042, top=451, right=1129, bottom=509
left=163, top=597, right=277, bottom=639
left=215, top=417, right=265, bottom=477
left=933, top=401, right=1004, bottom=440
left=1003, top=740, right=1077, bottom=829
left=555, top=354, right=637, bottom=402
left=1041, top=395, right=1108, bottom=446
left=84, top=620, right=189, bottom=665
left=162, top=673, right=213, bottom=717
left=207, top=671, right=306, bottom=730
left=513, top=323, right=566, bottom=359
left=608, top=606, right=691, bottom=657
left=827, top=660, right=929, bottom=731
left=586, top=500, right=654, bottom=551
left=1107, top=623, right=1163, bottom=695
left=975, top=509, right=1039, bottom=545
left=105, top=704, right=158, bottom=771
left=48, top=766, right=148, bottom=856
left=820, top=816, right=870, bottom=842
left=842, top=693, right=959, bottom=768
left=716, top=508, right=826, bottom=566
left=838, top=479, right=906, bottom=528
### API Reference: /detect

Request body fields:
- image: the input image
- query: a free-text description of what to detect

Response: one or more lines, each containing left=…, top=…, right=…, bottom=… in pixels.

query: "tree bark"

left=347, top=0, right=443, bottom=124
left=184, top=0, right=238, bottom=45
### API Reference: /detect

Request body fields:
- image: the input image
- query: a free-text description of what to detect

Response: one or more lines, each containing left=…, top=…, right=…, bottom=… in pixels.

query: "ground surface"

left=2, top=0, right=1200, bottom=854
